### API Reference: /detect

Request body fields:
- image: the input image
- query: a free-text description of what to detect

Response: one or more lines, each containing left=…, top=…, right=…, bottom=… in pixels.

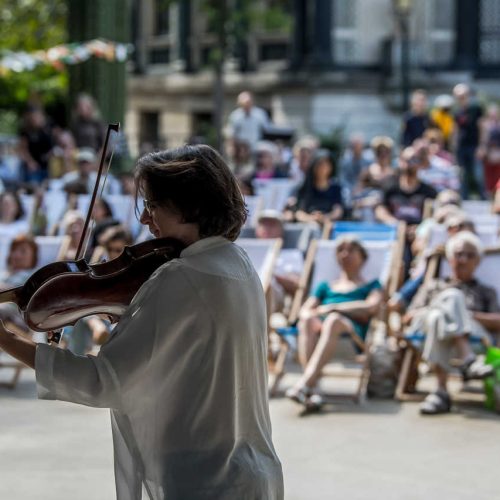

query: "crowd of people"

left=0, top=85, right=499, bottom=417
left=225, top=86, right=500, bottom=415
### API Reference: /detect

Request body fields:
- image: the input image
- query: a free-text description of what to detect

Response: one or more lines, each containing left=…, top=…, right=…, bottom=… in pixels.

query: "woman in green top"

left=286, top=237, right=383, bottom=409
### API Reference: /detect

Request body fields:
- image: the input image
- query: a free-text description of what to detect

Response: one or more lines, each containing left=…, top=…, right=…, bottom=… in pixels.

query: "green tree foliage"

left=0, top=0, right=67, bottom=117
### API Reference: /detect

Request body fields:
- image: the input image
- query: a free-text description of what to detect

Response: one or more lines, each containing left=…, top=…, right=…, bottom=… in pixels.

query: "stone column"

left=178, top=0, right=193, bottom=72
left=309, top=0, right=333, bottom=69
left=454, top=0, right=479, bottom=70
left=290, top=0, right=308, bottom=69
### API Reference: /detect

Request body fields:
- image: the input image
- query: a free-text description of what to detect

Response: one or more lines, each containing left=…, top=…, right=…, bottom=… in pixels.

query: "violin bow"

left=75, top=123, right=120, bottom=260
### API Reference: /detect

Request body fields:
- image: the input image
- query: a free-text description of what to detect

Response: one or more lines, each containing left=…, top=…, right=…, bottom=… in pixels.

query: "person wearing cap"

left=430, top=94, right=455, bottom=150
left=61, top=147, right=120, bottom=195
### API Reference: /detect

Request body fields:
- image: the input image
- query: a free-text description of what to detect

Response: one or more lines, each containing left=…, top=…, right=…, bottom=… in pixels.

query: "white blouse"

left=36, top=236, right=283, bottom=499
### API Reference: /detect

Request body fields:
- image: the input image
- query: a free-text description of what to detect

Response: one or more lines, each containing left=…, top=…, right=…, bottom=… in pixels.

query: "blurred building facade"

left=126, top=0, right=500, bottom=155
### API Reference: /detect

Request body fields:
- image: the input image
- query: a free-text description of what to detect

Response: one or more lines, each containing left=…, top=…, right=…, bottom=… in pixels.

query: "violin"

left=0, top=123, right=184, bottom=340
left=0, top=237, right=184, bottom=332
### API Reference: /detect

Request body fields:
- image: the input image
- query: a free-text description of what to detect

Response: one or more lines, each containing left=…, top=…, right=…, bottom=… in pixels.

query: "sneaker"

left=420, top=390, right=451, bottom=415
left=461, top=357, right=494, bottom=381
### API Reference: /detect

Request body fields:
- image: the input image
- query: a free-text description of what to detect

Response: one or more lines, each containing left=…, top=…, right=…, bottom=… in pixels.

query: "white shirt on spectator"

left=35, top=236, right=284, bottom=500
left=228, top=107, right=270, bottom=150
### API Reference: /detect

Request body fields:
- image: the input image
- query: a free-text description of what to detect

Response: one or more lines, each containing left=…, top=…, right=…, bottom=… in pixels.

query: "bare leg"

left=297, top=314, right=322, bottom=368
left=297, top=312, right=354, bottom=389
left=433, top=364, right=448, bottom=392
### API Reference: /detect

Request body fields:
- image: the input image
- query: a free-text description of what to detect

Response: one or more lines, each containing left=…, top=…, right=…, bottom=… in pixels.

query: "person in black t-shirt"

left=453, top=83, right=485, bottom=199
left=401, top=90, right=430, bottom=148
left=376, top=147, right=437, bottom=273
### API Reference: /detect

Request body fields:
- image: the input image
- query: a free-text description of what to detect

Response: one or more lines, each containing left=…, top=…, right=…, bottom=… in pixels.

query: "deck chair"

left=35, top=235, right=70, bottom=267
left=462, top=200, right=493, bottom=215
left=235, top=238, right=282, bottom=295
left=395, top=247, right=500, bottom=401
left=270, top=238, right=398, bottom=400
left=325, top=221, right=399, bottom=242
left=43, top=190, right=69, bottom=235
left=252, top=178, right=298, bottom=211
left=243, top=195, right=264, bottom=228
left=239, top=222, right=320, bottom=253
left=426, top=224, right=498, bottom=249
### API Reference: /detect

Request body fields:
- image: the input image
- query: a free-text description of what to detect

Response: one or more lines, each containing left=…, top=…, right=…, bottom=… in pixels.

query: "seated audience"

left=376, top=146, right=437, bottom=274
left=413, top=139, right=460, bottom=192
left=0, top=191, right=30, bottom=236
left=58, top=210, right=85, bottom=260
left=405, top=232, right=498, bottom=415
left=367, top=136, right=396, bottom=185
left=97, top=225, right=133, bottom=261
left=0, top=234, right=38, bottom=333
left=91, top=197, right=120, bottom=249
left=251, top=141, right=287, bottom=180
left=294, top=151, right=344, bottom=225
left=339, top=133, right=373, bottom=207
left=288, top=136, right=319, bottom=185
left=350, top=170, right=383, bottom=222
left=286, top=237, right=383, bottom=410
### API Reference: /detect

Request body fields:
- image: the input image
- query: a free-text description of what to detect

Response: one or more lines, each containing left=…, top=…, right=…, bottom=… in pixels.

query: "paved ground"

left=1, top=369, right=499, bottom=500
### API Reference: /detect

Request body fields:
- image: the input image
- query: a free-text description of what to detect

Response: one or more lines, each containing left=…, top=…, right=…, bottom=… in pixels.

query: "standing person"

left=401, top=89, right=430, bottom=148
left=17, top=105, right=53, bottom=184
left=70, top=94, right=106, bottom=154
left=478, top=104, right=500, bottom=195
left=453, top=83, right=485, bottom=199
left=227, top=91, right=270, bottom=152
left=0, top=144, right=283, bottom=500
left=339, top=133, right=373, bottom=207
left=430, top=94, right=455, bottom=150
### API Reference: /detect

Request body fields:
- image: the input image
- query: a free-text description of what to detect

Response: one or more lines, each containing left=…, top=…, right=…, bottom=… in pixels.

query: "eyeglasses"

left=142, top=199, right=158, bottom=215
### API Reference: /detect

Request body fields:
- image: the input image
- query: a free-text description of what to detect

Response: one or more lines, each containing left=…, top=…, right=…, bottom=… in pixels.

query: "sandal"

left=461, top=357, right=494, bottom=382
left=305, top=393, right=324, bottom=412
left=285, top=386, right=311, bottom=406
left=420, top=390, right=451, bottom=415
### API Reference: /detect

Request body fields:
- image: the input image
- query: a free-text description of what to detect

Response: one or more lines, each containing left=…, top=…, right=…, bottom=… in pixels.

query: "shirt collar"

left=180, top=236, right=229, bottom=258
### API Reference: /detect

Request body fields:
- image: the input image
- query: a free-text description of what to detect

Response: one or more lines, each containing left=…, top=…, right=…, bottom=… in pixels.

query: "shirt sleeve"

left=312, top=282, right=327, bottom=301
left=35, top=261, right=188, bottom=411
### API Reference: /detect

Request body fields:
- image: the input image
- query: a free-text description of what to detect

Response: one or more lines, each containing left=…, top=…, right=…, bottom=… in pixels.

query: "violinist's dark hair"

left=134, top=144, right=248, bottom=241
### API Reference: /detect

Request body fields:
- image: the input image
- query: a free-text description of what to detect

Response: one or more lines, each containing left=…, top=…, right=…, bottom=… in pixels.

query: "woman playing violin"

left=0, top=144, right=283, bottom=500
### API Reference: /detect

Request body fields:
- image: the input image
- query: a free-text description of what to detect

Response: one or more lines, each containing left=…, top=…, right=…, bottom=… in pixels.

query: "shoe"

left=420, top=390, right=451, bottom=415
left=285, top=386, right=311, bottom=406
left=461, top=357, right=494, bottom=381
left=305, top=393, right=324, bottom=412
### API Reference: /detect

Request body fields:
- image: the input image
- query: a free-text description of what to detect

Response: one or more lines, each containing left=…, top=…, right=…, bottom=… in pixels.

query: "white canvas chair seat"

left=461, top=200, right=493, bottom=215
left=76, top=194, right=135, bottom=229
left=252, top=178, right=298, bottom=211
left=243, top=195, right=264, bottom=228
left=35, top=236, right=70, bottom=267
left=19, top=194, right=35, bottom=223
left=43, top=190, right=69, bottom=235
left=235, top=238, right=282, bottom=294
left=427, top=224, right=498, bottom=250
